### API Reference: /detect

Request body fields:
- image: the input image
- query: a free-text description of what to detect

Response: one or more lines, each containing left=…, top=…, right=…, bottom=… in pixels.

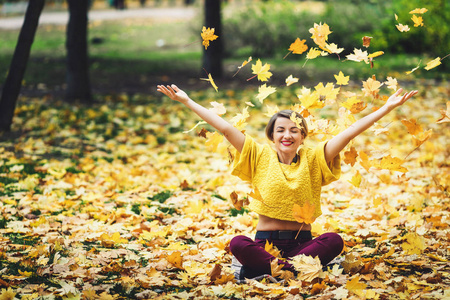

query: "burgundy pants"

left=229, top=232, right=344, bottom=277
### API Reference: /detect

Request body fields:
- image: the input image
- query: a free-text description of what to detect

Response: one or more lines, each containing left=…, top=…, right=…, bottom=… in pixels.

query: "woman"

left=157, top=84, right=418, bottom=280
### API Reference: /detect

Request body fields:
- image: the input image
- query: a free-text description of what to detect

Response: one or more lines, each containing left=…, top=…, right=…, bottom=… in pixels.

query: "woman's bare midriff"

left=256, top=214, right=311, bottom=231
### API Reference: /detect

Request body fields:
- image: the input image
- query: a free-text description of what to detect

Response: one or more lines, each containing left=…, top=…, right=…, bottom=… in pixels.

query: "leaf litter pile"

left=1, top=7, right=450, bottom=300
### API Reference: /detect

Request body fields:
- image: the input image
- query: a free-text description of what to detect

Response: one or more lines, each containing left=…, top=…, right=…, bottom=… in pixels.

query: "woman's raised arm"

left=324, top=88, right=418, bottom=163
left=157, top=84, right=245, bottom=152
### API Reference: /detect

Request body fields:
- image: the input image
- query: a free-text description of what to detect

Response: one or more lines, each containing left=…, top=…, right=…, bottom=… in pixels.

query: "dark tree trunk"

left=202, top=0, right=223, bottom=78
left=0, top=0, right=45, bottom=132
left=65, top=0, right=92, bottom=103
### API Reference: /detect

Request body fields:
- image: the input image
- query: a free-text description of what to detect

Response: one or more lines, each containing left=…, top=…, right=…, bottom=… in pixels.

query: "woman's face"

left=272, top=117, right=304, bottom=155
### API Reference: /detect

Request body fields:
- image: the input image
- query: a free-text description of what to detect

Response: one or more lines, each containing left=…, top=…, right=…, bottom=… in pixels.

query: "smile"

left=281, top=141, right=294, bottom=146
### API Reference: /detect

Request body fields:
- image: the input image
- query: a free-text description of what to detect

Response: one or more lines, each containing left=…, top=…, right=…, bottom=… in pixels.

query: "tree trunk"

left=65, top=0, right=92, bottom=103
left=202, top=0, right=223, bottom=78
left=0, top=0, right=45, bottom=132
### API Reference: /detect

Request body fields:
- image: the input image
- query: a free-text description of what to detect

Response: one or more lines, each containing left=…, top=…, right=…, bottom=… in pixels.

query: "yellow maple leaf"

left=288, top=37, right=308, bottom=54
left=411, top=14, right=424, bottom=27
left=205, top=131, right=223, bottom=152
left=325, top=43, right=344, bottom=54
left=251, top=59, right=272, bottom=82
left=233, top=56, right=252, bottom=77
left=285, top=75, right=299, bottom=86
left=209, top=101, right=226, bottom=116
left=334, top=71, right=349, bottom=85
left=290, top=254, right=323, bottom=282
left=368, top=51, right=384, bottom=58
left=378, top=155, right=408, bottom=173
left=256, top=84, right=276, bottom=103
left=306, top=47, right=322, bottom=60
left=343, top=146, right=358, bottom=166
left=412, top=129, right=432, bottom=147
left=201, top=26, right=218, bottom=49
left=309, top=22, right=332, bottom=48
left=409, top=8, right=428, bottom=14
left=230, top=191, right=249, bottom=211
left=200, top=73, right=218, bottom=92
left=292, top=202, right=316, bottom=224
left=346, top=276, right=367, bottom=296
left=340, top=96, right=367, bottom=114
left=348, top=170, right=362, bottom=188
left=297, top=87, right=323, bottom=109
left=384, top=76, right=398, bottom=90
left=346, top=48, right=369, bottom=63
left=167, top=251, right=183, bottom=269
left=424, top=57, right=442, bottom=70
left=0, top=288, right=17, bottom=300
left=436, top=102, right=450, bottom=123
left=314, top=82, right=340, bottom=105
left=359, top=150, right=372, bottom=172
left=100, top=232, right=128, bottom=247
left=290, top=112, right=305, bottom=131
left=401, top=232, right=426, bottom=255
left=406, top=60, right=421, bottom=74
left=401, top=118, right=423, bottom=135
left=265, top=240, right=281, bottom=258
left=265, top=104, right=280, bottom=117
left=362, top=76, right=383, bottom=97
left=230, top=106, right=250, bottom=130
left=396, top=23, right=410, bottom=32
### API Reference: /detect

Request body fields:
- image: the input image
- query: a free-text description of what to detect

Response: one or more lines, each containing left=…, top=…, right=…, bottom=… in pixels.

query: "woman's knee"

left=229, top=235, right=253, bottom=254
left=321, top=232, right=344, bottom=253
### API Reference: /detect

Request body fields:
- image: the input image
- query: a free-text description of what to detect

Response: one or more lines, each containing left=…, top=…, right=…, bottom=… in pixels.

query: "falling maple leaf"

left=309, top=22, right=332, bottom=48
left=209, top=101, right=226, bottom=116
left=200, top=73, right=218, bottom=92
left=409, top=8, right=428, bottom=14
left=249, top=59, right=272, bottom=82
left=401, top=118, right=423, bottom=135
left=201, top=26, right=218, bottom=49
left=396, top=23, right=410, bottom=32
left=377, top=155, right=408, bottom=173
left=368, top=51, right=384, bottom=58
left=362, top=76, right=383, bottom=97
left=436, top=102, right=450, bottom=123
left=256, top=84, right=276, bottom=103
left=233, top=56, right=252, bottom=77
left=230, top=106, right=250, bottom=130
left=406, top=60, right=421, bottom=74
left=297, top=87, right=323, bottom=109
left=205, top=131, right=223, bottom=152
left=290, top=112, right=305, bottom=131
left=340, top=96, right=367, bottom=114
left=292, top=202, right=316, bottom=224
left=346, top=48, right=369, bottom=63
left=314, top=82, right=340, bottom=105
left=230, top=191, right=249, bottom=210
left=411, top=15, right=424, bottom=27
left=343, top=147, right=358, bottom=166
left=286, top=38, right=308, bottom=57
left=362, top=36, right=372, bottom=47
left=285, top=75, right=299, bottom=86
left=384, top=76, right=398, bottom=90
left=325, top=43, right=344, bottom=55
left=305, top=47, right=322, bottom=60
left=334, top=71, right=349, bottom=85
left=412, top=129, right=432, bottom=148
left=348, top=170, right=362, bottom=188
left=424, top=57, right=442, bottom=70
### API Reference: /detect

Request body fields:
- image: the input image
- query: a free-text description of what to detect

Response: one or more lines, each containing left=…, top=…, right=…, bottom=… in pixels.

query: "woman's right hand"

left=157, top=84, right=190, bottom=104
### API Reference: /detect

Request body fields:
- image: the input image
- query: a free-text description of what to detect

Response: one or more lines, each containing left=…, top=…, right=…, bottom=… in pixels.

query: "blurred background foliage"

left=223, top=0, right=449, bottom=58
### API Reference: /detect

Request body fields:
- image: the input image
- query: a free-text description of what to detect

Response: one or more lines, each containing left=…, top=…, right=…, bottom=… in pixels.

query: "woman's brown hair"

left=265, top=110, right=308, bottom=141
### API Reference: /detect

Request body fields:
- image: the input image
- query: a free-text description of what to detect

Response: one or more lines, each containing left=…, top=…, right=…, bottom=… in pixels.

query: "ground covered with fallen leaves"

left=0, top=81, right=449, bottom=299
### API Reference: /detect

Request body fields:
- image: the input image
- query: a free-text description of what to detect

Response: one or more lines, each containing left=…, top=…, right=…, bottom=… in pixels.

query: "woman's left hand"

left=385, top=88, right=418, bottom=110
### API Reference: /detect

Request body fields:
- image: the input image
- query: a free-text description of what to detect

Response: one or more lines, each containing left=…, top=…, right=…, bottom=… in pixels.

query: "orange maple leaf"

left=401, top=118, right=423, bottom=135
left=378, top=155, right=408, bottom=173
left=343, top=146, right=358, bottom=166
left=288, top=38, right=308, bottom=55
left=362, top=76, right=383, bottom=97
left=411, top=14, right=424, bottom=27
left=362, top=36, right=372, bottom=48
left=436, top=102, right=450, bottom=123
left=201, top=26, right=218, bottom=49
left=292, top=202, right=316, bottom=224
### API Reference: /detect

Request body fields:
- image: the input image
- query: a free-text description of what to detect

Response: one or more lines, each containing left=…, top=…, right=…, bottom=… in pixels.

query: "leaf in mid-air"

left=209, top=101, right=226, bottom=116
left=309, top=22, right=332, bottom=48
left=200, top=73, right=218, bottom=92
left=384, top=76, right=398, bottom=90
left=409, top=8, right=428, bottom=14
left=348, top=170, right=362, bottom=188
left=343, top=146, right=358, bottom=166
left=401, top=118, right=423, bottom=136
left=251, top=59, right=273, bottom=82
left=334, top=71, right=349, bottom=85
left=378, top=155, right=408, bottom=173
left=256, top=84, right=276, bottom=103
left=436, top=102, right=450, bottom=123
left=362, top=76, right=383, bottom=97
left=341, top=97, right=367, bottom=114
left=396, top=23, right=410, bottom=32
left=306, top=48, right=322, bottom=60
left=201, top=26, right=218, bottom=49
left=297, top=87, right=323, bottom=109
left=368, top=51, right=384, bottom=58
left=292, top=202, right=316, bottom=224
left=205, top=131, right=223, bottom=152
left=233, top=56, right=252, bottom=77
left=424, top=57, right=442, bottom=70
left=346, top=48, right=369, bottom=63
left=288, top=38, right=308, bottom=54
left=362, top=36, right=372, bottom=48
left=285, top=75, right=299, bottom=86
left=411, top=15, right=424, bottom=27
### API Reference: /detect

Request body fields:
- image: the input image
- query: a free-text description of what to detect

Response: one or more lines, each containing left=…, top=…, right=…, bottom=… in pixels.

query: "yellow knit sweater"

left=231, top=134, right=341, bottom=221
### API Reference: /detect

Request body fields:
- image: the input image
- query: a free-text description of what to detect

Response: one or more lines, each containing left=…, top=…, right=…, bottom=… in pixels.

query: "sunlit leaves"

left=251, top=59, right=273, bottom=82
left=285, top=75, right=299, bottom=86
left=288, top=38, right=308, bottom=55
left=201, top=26, right=218, bottom=49
left=424, top=57, right=442, bottom=70
left=309, top=22, right=332, bottom=49
left=346, top=48, right=369, bottom=63
left=292, top=202, right=316, bottom=224
left=256, top=84, right=276, bottom=103
left=200, top=73, right=218, bottom=92
left=411, top=14, right=424, bottom=27
left=334, top=71, right=349, bottom=85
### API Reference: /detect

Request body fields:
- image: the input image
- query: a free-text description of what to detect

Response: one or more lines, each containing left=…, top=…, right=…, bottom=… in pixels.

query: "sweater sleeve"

left=231, top=134, right=263, bottom=182
left=315, top=141, right=341, bottom=186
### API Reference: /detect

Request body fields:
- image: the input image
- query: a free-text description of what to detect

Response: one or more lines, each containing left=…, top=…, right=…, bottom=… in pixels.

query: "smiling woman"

left=157, top=83, right=418, bottom=282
